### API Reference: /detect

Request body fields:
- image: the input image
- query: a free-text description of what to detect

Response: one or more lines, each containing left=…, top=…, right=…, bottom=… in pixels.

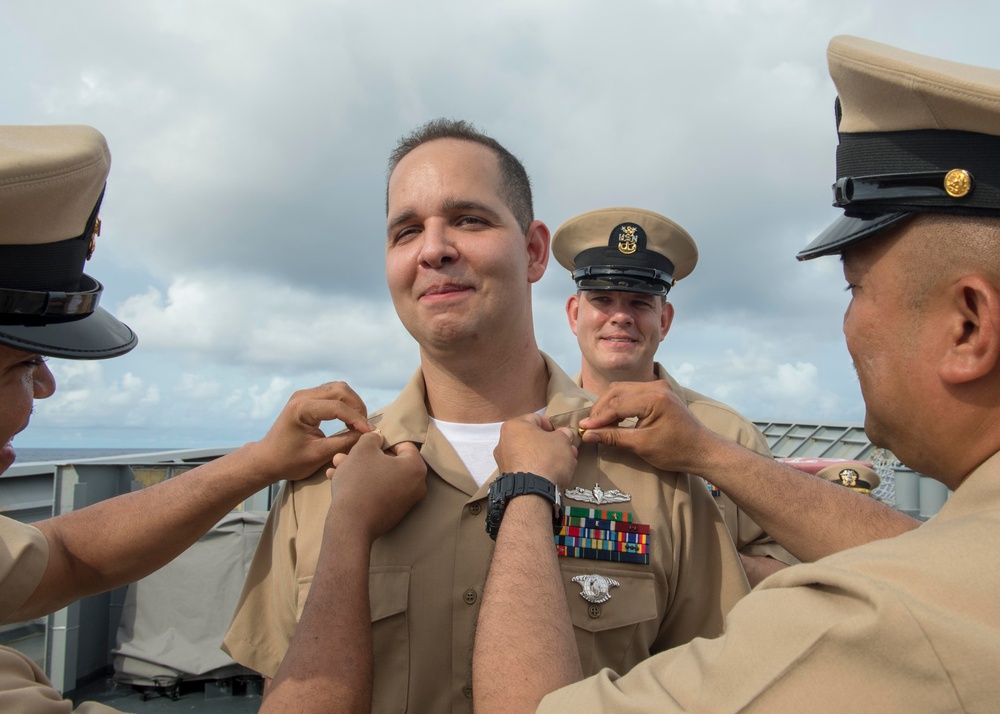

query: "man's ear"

left=659, top=300, right=675, bottom=343
left=566, top=294, right=580, bottom=336
left=938, top=275, right=1000, bottom=384
left=525, top=220, right=551, bottom=284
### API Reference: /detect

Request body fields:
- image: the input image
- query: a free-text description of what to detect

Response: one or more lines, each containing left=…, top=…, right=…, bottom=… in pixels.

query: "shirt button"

left=469, top=502, right=482, bottom=515
left=463, top=683, right=473, bottom=698
left=588, top=604, right=602, bottom=619
left=463, top=589, right=478, bottom=605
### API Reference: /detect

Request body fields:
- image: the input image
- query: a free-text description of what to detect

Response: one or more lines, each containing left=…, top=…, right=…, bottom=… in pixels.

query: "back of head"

left=0, top=125, right=136, bottom=359
left=386, top=119, right=535, bottom=233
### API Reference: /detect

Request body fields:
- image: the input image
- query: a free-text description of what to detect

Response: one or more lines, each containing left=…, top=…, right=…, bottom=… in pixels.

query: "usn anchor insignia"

left=572, top=574, right=620, bottom=604
left=617, top=223, right=639, bottom=255
left=838, top=468, right=859, bottom=487
left=564, top=482, right=631, bottom=505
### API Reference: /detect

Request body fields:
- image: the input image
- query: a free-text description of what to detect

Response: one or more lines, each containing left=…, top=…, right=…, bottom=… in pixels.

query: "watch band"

left=485, top=471, right=562, bottom=541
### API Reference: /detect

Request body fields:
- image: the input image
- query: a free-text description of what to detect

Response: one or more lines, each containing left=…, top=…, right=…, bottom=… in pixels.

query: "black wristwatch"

left=485, top=472, right=562, bottom=541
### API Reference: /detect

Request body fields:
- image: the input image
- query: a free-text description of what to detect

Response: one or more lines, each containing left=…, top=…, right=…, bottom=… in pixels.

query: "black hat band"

left=0, top=273, right=103, bottom=321
left=0, top=186, right=104, bottom=291
left=572, top=265, right=673, bottom=296
left=834, top=129, right=1000, bottom=216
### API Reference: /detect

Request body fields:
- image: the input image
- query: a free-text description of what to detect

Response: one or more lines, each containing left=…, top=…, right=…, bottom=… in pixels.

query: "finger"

left=300, top=399, right=373, bottom=433
left=353, top=431, right=386, bottom=451
left=555, top=426, right=575, bottom=443
left=580, top=391, right=649, bottom=430
left=332, top=452, right=349, bottom=467
left=293, top=381, right=369, bottom=417
left=325, top=466, right=336, bottom=480
left=390, top=441, right=420, bottom=457
left=323, top=428, right=363, bottom=457
left=580, top=426, right=631, bottom=449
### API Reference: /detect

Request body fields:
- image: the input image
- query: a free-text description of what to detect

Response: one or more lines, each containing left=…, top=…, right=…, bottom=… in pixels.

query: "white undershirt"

left=429, top=417, right=503, bottom=488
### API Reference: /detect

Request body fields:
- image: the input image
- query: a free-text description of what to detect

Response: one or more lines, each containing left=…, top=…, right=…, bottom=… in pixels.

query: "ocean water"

left=15, top=447, right=177, bottom=464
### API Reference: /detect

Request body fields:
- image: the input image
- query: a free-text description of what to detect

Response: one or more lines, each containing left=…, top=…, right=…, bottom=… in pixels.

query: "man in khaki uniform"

left=473, top=36, right=1000, bottom=712
left=553, top=207, right=796, bottom=585
left=223, top=119, right=750, bottom=712
left=0, top=125, right=422, bottom=713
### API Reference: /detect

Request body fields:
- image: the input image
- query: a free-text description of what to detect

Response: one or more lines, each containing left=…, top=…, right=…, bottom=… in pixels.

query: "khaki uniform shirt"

left=572, top=365, right=794, bottom=563
left=224, top=355, right=749, bottom=713
left=538, top=451, right=1000, bottom=713
left=0, top=517, right=121, bottom=713
left=654, top=364, right=796, bottom=564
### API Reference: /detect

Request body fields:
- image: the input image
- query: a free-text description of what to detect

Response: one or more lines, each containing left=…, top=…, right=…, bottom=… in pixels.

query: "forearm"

left=696, top=437, right=920, bottom=562
left=16, top=443, right=276, bottom=620
left=474, top=496, right=582, bottom=714
left=262, top=513, right=373, bottom=714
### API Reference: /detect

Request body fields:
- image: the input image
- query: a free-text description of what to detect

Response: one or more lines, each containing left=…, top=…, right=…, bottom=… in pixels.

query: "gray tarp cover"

left=112, top=511, right=265, bottom=685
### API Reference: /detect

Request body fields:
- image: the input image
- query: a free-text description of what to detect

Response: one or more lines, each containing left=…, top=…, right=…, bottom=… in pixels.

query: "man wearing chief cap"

left=553, top=207, right=797, bottom=586
left=476, top=35, right=994, bottom=711
left=0, top=125, right=424, bottom=712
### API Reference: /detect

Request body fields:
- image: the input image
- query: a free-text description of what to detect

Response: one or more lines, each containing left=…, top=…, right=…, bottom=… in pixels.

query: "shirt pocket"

left=559, top=565, right=660, bottom=676
left=295, top=566, right=411, bottom=713
left=370, top=566, right=410, bottom=714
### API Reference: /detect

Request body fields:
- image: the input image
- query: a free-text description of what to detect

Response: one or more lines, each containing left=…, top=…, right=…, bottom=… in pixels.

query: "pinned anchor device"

left=572, top=574, right=620, bottom=604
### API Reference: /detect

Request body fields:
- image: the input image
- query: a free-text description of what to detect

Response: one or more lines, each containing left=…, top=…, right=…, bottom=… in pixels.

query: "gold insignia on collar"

left=838, top=468, right=859, bottom=487
left=617, top=224, right=638, bottom=255
left=944, top=169, right=972, bottom=198
left=86, top=216, right=101, bottom=261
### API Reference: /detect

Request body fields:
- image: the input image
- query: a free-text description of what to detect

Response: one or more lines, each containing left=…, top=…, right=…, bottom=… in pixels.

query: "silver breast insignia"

left=572, top=574, right=621, bottom=604
left=563, top=482, right=631, bottom=505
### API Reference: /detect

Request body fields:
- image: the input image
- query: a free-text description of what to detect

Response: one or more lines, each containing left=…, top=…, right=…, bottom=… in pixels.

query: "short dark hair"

left=385, top=118, right=534, bottom=233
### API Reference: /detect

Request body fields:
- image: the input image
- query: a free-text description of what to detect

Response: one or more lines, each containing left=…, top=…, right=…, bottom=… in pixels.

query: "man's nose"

left=32, top=360, right=56, bottom=399
left=609, top=307, right=635, bottom=326
left=418, top=222, right=460, bottom=268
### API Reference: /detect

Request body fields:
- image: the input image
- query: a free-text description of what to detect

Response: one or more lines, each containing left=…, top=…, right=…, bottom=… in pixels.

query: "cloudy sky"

left=4, top=1, right=998, bottom=448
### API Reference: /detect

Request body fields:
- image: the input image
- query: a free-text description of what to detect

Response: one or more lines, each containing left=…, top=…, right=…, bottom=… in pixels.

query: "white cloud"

left=3, top=0, right=996, bottom=447
left=35, top=362, right=161, bottom=428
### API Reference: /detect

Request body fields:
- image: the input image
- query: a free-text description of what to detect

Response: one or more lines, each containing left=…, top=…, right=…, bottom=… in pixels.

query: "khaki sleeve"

left=0, top=645, right=122, bottom=713
left=539, top=565, right=956, bottom=712
left=0, top=517, right=49, bottom=625
left=221, top=481, right=302, bottom=678
left=651, top=473, right=749, bottom=652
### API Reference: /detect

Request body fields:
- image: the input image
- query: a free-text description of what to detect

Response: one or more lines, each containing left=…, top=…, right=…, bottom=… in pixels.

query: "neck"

left=579, top=361, right=658, bottom=397
left=420, top=334, right=548, bottom=423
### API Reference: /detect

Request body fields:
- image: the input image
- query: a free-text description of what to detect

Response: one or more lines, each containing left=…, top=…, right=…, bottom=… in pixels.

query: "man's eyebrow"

left=387, top=209, right=417, bottom=234
left=440, top=198, right=502, bottom=222
left=387, top=199, right=505, bottom=235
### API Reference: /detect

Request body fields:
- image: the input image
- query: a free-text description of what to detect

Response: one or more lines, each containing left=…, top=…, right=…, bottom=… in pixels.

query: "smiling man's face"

left=567, top=289, right=672, bottom=388
left=385, top=138, right=543, bottom=354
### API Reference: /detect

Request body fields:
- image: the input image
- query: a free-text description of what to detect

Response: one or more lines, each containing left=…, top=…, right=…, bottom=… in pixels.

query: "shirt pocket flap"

left=369, top=566, right=410, bottom=622
left=561, top=567, right=658, bottom=634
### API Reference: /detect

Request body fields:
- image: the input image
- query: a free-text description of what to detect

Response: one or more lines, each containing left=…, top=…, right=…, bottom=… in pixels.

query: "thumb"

left=581, top=426, right=630, bottom=450
left=391, top=441, right=421, bottom=458
left=555, top=426, right=576, bottom=443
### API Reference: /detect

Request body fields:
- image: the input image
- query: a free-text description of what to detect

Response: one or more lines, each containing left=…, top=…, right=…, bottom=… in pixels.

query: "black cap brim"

left=797, top=212, right=911, bottom=261
left=0, top=307, right=137, bottom=359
